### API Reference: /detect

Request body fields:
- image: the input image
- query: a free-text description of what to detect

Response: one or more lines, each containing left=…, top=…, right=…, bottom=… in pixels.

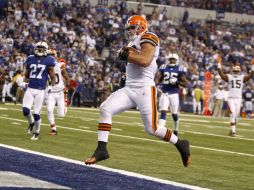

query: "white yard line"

left=0, top=143, right=209, bottom=190
left=0, top=116, right=254, bottom=157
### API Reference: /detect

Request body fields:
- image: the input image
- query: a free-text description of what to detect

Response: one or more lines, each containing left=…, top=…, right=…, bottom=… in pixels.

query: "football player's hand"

left=47, top=86, right=52, bottom=93
left=21, top=82, right=28, bottom=90
left=169, top=78, right=178, bottom=85
left=117, top=47, right=129, bottom=61
left=120, top=74, right=126, bottom=87
left=217, top=55, right=222, bottom=69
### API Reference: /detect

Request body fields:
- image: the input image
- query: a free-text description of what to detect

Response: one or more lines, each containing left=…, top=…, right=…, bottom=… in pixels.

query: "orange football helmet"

left=125, top=15, right=148, bottom=40
left=47, top=48, right=57, bottom=57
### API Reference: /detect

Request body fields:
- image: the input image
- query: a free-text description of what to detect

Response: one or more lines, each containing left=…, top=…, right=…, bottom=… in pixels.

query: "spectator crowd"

left=0, top=0, right=254, bottom=117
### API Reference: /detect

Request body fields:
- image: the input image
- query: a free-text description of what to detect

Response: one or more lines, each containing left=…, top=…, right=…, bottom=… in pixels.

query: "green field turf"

left=0, top=103, right=254, bottom=190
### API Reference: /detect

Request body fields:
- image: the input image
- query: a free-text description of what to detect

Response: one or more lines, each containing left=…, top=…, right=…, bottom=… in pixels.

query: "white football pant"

left=227, top=98, right=241, bottom=123
left=23, top=88, right=45, bottom=114
left=159, top=93, right=179, bottom=114
left=47, top=91, right=66, bottom=125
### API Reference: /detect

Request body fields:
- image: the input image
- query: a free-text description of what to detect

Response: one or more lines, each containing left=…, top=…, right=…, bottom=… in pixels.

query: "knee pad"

left=172, top=114, right=178, bottom=121
left=99, top=105, right=112, bottom=124
left=33, top=114, right=40, bottom=121
left=22, top=107, right=30, bottom=116
left=160, top=111, right=167, bottom=120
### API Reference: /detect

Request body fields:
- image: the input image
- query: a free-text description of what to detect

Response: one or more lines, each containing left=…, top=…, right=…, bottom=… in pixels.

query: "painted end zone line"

left=0, top=144, right=210, bottom=190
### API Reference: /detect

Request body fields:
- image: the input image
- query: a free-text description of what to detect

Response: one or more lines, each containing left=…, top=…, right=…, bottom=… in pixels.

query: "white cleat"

left=31, top=133, right=39, bottom=140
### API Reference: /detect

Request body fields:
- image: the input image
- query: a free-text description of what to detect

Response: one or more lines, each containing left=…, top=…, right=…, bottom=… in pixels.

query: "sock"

left=169, top=133, right=178, bottom=144
left=34, top=119, right=41, bottom=134
left=25, top=113, right=34, bottom=125
left=98, top=130, right=109, bottom=142
left=231, top=125, right=236, bottom=133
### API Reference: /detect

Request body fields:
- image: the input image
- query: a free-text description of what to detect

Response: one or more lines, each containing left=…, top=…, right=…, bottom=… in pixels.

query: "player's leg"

left=227, top=99, right=236, bottom=136
left=158, top=93, right=169, bottom=128
left=137, top=86, right=191, bottom=167
left=31, top=90, right=45, bottom=140
left=169, top=93, right=180, bottom=136
left=7, top=83, right=15, bottom=102
left=197, top=101, right=201, bottom=115
left=47, top=92, right=57, bottom=135
left=245, top=101, right=252, bottom=118
left=193, top=98, right=197, bottom=114
left=2, top=84, right=7, bottom=103
left=22, top=88, right=35, bottom=134
left=85, top=87, right=136, bottom=165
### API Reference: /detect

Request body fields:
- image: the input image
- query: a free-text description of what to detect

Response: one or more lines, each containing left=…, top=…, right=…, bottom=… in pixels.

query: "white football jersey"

left=227, top=74, right=244, bottom=99
left=52, top=60, right=66, bottom=92
left=126, top=31, right=160, bottom=87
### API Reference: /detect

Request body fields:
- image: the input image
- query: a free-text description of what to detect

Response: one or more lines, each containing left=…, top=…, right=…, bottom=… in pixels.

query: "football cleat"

left=85, top=142, right=110, bottom=165
left=27, top=123, right=34, bottom=134
left=175, top=140, right=191, bottom=167
left=31, top=133, right=39, bottom=141
left=49, top=130, right=58, bottom=136
left=229, top=131, right=236, bottom=137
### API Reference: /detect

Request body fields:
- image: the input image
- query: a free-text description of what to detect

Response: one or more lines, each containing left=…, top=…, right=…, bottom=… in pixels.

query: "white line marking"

left=0, top=144, right=210, bottom=190
left=11, top=122, right=21, bottom=125
left=78, top=126, right=90, bottom=129
left=0, top=116, right=254, bottom=157
left=0, top=171, right=70, bottom=189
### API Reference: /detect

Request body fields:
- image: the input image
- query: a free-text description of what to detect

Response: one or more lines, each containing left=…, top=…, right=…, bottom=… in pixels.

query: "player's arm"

left=61, top=69, right=70, bottom=87
left=217, top=60, right=228, bottom=82
left=127, top=43, right=155, bottom=67
left=179, top=74, right=189, bottom=87
left=48, top=67, right=56, bottom=86
left=155, top=71, right=163, bottom=85
left=243, top=66, right=254, bottom=82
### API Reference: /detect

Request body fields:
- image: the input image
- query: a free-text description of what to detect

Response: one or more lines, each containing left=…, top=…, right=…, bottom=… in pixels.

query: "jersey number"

left=231, top=80, right=241, bottom=88
left=55, top=73, right=60, bottom=84
left=30, top=64, right=46, bottom=79
left=163, top=72, right=178, bottom=84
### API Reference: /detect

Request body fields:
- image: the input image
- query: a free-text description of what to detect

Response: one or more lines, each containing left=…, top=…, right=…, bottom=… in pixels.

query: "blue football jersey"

left=159, top=64, right=187, bottom=94
left=25, top=55, right=56, bottom=90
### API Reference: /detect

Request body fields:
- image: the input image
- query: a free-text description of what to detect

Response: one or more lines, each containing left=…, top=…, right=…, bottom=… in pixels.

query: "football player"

left=85, top=15, right=191, bottom=167
left=157, top=53, right=188, bottom=136
left=1, top=71, right=15, bottom=103
left=217, top=59, right=254, bottom=136
left=242, top=86, right=253, bottom=118
left=22, top=41, right=56, bottom=140
left=46, top=49, right=70, bottom=135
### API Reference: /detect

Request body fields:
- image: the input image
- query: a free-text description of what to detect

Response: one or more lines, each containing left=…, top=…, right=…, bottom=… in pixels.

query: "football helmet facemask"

left=125, top=15, right=148, bottom=40
left=166, top=53, right=179, bottom=67
left=34, top=41, right=48, bottom=56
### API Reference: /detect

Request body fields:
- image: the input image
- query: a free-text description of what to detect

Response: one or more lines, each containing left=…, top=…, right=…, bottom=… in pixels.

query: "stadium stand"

left=0, top=0, right=253, bottom=115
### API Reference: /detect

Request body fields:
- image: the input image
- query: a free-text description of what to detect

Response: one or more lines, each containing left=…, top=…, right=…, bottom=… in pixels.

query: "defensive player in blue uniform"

left=243, top=86, right=253, bottom=118
left=157, top=53, right=188, bottom=136
left=22, top=41, right=56, bottom=140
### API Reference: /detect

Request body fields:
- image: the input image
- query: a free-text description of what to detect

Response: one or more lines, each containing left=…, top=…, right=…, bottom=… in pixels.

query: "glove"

left=117, top=47, right=129, bottom=61
left=169, top=78, right=178, bottom=85
left=120, top=74, right=126, bottom=87
left=21, top=82, right=28, bottom=90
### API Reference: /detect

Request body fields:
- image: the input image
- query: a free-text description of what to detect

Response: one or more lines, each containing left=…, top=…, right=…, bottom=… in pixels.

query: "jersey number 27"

left=29, top=64, right=46, bottom=79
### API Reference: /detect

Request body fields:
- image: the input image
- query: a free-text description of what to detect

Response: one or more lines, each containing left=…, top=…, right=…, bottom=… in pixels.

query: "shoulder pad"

left=140, top=31, right=159, bottom=46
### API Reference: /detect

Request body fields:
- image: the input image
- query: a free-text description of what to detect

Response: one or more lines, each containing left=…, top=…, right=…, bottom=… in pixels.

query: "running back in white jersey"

left=126, top=31, right=160, bottom=87
left=52, top=60, right=66, bottom=92
left=227, top=74, right=244, bottom=99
